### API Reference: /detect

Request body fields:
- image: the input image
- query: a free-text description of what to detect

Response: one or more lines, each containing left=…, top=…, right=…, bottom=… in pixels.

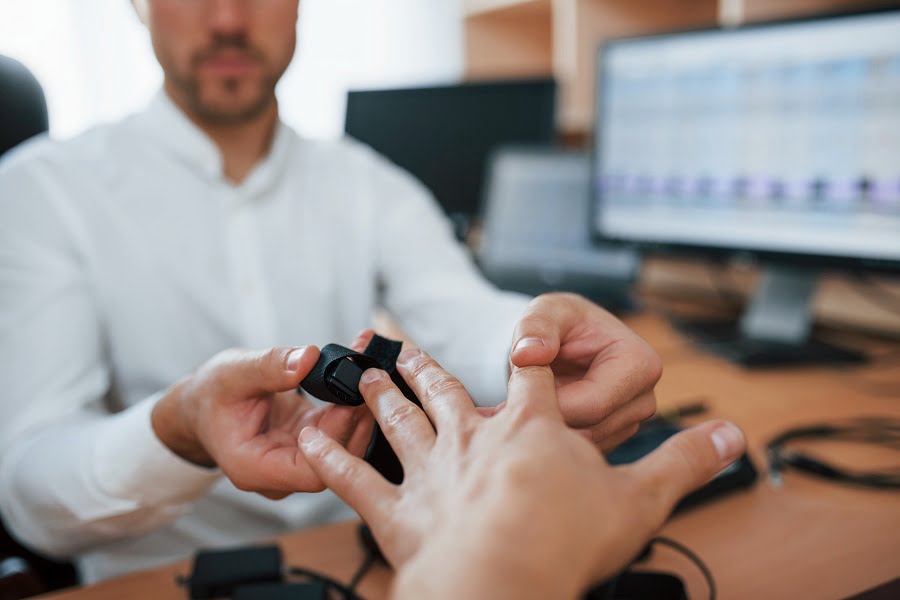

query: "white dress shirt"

left=0, top=92, right=530, bottom=582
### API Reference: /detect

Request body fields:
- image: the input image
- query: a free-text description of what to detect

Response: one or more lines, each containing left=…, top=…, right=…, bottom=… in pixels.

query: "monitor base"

left=673, top=318, right=867, bottom=368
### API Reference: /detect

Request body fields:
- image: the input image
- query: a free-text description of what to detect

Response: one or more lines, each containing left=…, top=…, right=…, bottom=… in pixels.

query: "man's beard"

left=171, top=35, right=279, bottom=126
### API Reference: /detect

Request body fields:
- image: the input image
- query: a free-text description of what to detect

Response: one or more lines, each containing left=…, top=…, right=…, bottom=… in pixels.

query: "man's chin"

left=191, top=92, right=274, bottom=125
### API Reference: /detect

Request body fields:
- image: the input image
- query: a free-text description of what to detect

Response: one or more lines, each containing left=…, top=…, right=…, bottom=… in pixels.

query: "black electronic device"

left=232, top=582, right=325, bottom=600
left=606, top=421, right=758, bottom=511
left=848, top=576, right=900, bottom=600
left=592, top=9, right=900, bottom=367
left=584, top=572, right=688, bottom=600
left=183, top=545, right=367, bottom=600
left=186, top=545, right=283, bottom=599
left=328, top=359, right=366, bottom=405
left=583, top=537, right=715, bottom=600
left=299, top=334, right=419, bottom=484
left=477, top=147, right=640, bottom=310
left=345, top=79, right=556, bottom=238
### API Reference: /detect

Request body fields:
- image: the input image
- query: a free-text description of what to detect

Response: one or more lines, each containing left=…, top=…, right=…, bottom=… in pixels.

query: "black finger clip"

left=298, top=334, right=421, bottom=484
left=299, top=335, right=405, bottom=406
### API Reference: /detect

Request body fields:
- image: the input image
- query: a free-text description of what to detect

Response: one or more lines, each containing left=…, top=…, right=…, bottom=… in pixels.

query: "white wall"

left=0, top=0, right=464, bottom=140
left=283, top=0, right=464, bottom=138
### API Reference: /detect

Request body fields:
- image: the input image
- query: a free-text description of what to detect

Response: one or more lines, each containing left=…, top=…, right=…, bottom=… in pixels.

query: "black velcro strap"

left=361, top=335, right=403, bottom=371
left=298, top=344, right=381, bottom=406
left=298, top=334, right=419, bottom=484
left=299, top=335, right=416, bottom=406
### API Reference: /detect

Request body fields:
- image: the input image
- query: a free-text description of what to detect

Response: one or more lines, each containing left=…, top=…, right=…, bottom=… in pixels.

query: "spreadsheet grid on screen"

left=593, top=12, right=900, bottom=264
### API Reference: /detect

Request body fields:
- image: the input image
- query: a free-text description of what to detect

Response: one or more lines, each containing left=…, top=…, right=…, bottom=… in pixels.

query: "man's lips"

left=198, top=51, right=260, bottom=77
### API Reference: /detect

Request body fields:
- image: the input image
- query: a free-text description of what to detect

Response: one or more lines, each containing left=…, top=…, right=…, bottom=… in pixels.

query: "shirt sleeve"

left=0, top=156, right=221, bottom=559
left=362, top=146, right=532, bottom=406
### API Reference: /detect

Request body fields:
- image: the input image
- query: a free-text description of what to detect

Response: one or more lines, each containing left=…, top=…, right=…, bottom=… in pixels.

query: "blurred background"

left=2, top=1, right=900, bottom=598
left=0, top=0, right=464, bottom=139
left=2, top=0, right=900, bottom=363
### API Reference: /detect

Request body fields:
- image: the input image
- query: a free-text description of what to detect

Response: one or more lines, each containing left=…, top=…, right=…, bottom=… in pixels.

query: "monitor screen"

left=477, top=148, right=639, bottom=303
left=593, top=11, right=900, bottom=267
left=346, top=79, right=556, bottom=220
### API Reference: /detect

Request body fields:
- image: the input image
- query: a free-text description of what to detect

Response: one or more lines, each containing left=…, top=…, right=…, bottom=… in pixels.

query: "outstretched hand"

left=298, top=347, right=744, bottom=599
left=151, top=336, right=376, bottom=499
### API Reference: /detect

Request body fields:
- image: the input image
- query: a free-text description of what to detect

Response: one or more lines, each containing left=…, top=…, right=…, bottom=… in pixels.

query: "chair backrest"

left=0, top=55, right=49, bottom=158
left=0, top=55, right=74, bottom=597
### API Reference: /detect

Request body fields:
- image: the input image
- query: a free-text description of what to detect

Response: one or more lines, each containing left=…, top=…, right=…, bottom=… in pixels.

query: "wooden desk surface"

left=42, top=313, right=900, bottom=600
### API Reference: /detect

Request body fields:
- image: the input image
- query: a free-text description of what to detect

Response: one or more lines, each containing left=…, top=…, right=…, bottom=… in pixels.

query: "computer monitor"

left=592, top=9, right=900, bottom=365
left=345, top=79, right=556, bottom=237
left=477, top=147, right=639, bottom=309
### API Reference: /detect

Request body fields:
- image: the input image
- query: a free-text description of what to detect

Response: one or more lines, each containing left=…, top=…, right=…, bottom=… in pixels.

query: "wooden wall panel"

left=562, top=0, right=719, bottom=132
left=464, top=0, right=554, bottom=79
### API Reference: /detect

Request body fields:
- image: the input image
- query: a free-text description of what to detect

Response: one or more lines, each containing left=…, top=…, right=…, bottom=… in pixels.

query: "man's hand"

left=151, top=338, right=375, bottom=499
left=297, top=349, right=745, bottom=599
left=508, top=292, right=661, bottom=451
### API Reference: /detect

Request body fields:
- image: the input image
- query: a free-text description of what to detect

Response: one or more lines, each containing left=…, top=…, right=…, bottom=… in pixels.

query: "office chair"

left=0, top=54, right=49, bottom=158
left=0, top=55, right=77, bottom=599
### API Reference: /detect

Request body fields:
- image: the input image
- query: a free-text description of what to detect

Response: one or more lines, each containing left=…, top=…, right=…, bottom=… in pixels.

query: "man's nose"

left=207, top=0, right=249, bottom=36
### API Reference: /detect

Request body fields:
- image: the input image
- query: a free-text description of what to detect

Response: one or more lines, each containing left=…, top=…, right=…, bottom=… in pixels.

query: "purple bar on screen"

left=711, top=177, right=731, bottom=197
left=784, top=178, right=809, bottom=201
left=826, top=178, right=857, bottom=206
left=652, top=176, right=667, bottom=195
left=624, top=173, right=642, bottom=194
left=747, top=176, right=770, bottom=201
left=870, top=179, right=900, bottom=208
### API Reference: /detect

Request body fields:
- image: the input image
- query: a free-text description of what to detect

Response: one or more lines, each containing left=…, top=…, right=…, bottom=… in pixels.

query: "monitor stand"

left=674, top=266, right=866, bottom=368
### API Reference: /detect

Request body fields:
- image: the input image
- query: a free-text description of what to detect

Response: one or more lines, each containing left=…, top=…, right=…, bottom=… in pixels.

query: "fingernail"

left=513, top=337, right=544, bottom=353
left=360, top=368, right=384, bottom=384
left=286, top=346, right=308, bottom=372
left=710, top=422, right=745, bottom=462
left=299, top=427, right=322, bottom=445
left=397, top=348, right=421, bottom=365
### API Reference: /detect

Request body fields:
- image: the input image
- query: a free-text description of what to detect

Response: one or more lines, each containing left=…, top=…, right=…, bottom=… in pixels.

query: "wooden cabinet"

left=464, top=0, right=719, bottom=134
left=464, top=0, right=899, bottom=134
left=563, top=0, right=718, bottom=133
left=464, top=0, right=554, bottom=80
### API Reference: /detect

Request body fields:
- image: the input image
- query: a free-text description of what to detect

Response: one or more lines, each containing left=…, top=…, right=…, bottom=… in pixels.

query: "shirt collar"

left=139, top=90, right=294, bottom=196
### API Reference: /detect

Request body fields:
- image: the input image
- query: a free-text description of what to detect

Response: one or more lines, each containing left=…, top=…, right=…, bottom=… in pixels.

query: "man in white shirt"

left=0, top=0, right=660, bottom=582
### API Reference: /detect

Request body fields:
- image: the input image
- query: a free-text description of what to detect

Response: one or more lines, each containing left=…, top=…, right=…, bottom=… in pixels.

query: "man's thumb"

left=627, top=420, right=746, bottom=521
left=212, top=345, right=320, bottom=397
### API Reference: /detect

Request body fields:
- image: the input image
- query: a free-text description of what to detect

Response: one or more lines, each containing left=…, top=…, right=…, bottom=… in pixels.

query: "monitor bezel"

left=345, top=77, right=557, bottom=221
left=589, top=6, right=900, bottom=274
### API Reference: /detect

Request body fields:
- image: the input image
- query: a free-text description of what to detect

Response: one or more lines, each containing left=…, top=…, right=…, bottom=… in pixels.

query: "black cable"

left=347, top=551, right=377, bottom=594
left=651, top=536, right=716, bottom=600
left=767, top=418, right=900, bottom=490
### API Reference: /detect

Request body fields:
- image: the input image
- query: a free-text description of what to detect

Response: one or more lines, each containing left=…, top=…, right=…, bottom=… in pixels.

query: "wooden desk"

left=42, top=313, right=900, bottom=600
